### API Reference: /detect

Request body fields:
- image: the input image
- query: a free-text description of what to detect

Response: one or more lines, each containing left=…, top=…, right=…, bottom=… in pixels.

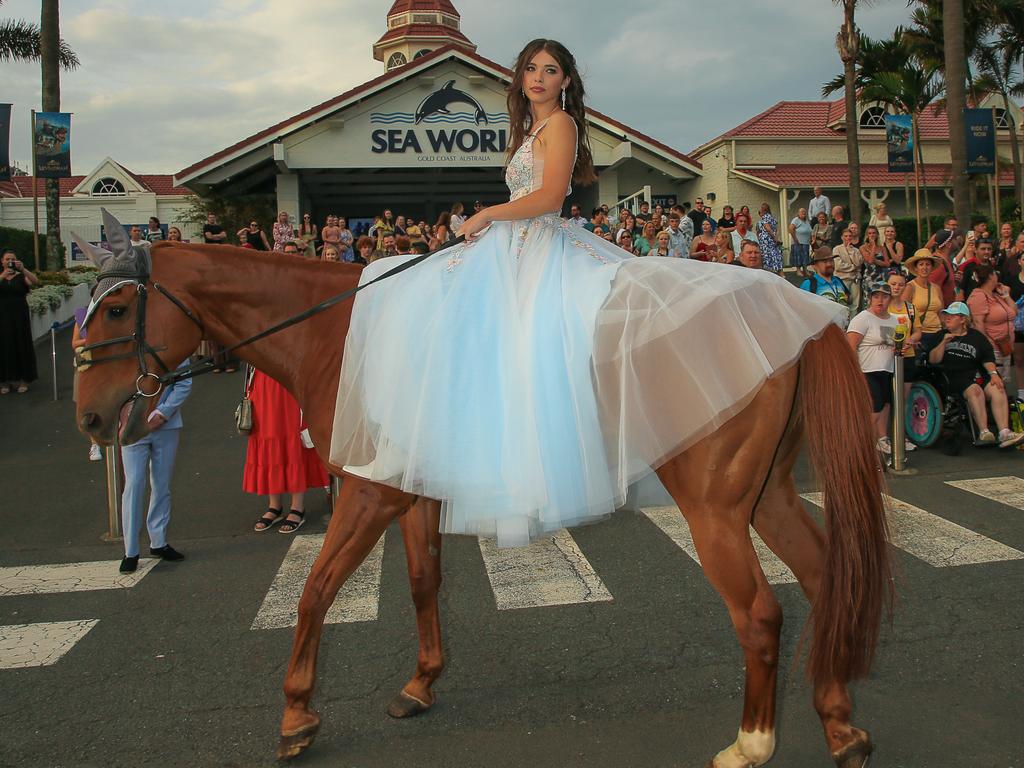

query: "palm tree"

left=833, top=0, right=872, bottom=225
left=943, top=0, right=972, bottom=225
left=975, top=40, right=1024, bottom=210
left=0, top=0, right=79, bottom=68
left=860, top=65, right=943, bottom=242
left=40, top=0, right=67, bottom=270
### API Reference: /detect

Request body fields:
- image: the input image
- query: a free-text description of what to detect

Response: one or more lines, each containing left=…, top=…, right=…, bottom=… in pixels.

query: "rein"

left=75, top=235, right=466, bottom=403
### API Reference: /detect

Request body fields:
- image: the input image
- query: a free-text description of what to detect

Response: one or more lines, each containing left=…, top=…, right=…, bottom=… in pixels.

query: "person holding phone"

left=0, top=249, right=39, bottom=394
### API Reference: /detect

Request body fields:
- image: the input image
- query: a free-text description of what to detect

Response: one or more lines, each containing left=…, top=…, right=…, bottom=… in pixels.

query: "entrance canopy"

left=175, top=45, right=701, bottom=221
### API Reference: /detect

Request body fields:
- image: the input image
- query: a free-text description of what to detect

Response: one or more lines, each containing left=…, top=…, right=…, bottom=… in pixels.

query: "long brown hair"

left=506, top=39, right=597, bottom=186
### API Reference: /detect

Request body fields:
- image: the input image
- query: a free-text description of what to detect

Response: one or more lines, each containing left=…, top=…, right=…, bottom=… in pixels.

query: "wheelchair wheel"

left=906, top=381, right=943, bottom=448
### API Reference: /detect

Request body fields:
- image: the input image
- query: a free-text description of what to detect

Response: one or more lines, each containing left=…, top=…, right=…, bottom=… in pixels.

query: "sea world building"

left=174, top=0, right=702, bottom=224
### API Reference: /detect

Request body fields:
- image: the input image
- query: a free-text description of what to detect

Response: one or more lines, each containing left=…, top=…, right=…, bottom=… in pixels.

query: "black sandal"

left=254, top=508, right=284, bottom=532
left=279, top=510, right=305, bottom=534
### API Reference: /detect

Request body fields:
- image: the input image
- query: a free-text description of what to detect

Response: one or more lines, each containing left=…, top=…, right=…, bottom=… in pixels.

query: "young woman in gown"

left=330, top=39, right=847, bottom=547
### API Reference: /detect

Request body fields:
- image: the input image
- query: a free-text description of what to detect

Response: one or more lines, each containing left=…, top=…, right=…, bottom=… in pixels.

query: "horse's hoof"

left=276, top=721, right=321, bottom=761
left=386, top=690, right=432, bottom=719
left=832, top=733, right=873, bottom=768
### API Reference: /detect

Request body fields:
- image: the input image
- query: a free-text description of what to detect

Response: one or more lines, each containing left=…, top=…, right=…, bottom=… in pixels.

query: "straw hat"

left=904, top=248, right=938, bottom=275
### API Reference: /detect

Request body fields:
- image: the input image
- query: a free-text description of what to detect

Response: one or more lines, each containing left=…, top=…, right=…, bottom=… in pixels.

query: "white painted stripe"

left=802, top=492, right=1024, bottom=567
left=478, top=529, right=613, bottom=610
left=251, top=533, right=385, bottom=630
left=641, top=506, right=797, bottom=585
left=0, top=559, right=158, bottom=597
left=946, top=476, right=1024, bottom=510
left=0, top=620, right=99, bottom=669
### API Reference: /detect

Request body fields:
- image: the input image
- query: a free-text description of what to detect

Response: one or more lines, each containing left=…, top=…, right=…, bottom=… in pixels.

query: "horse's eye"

left=108, top=306, right=126, bottom=319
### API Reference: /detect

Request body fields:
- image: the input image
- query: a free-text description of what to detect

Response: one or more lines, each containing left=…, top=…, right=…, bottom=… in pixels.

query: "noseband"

left=73, top=281, right=204, bottom=403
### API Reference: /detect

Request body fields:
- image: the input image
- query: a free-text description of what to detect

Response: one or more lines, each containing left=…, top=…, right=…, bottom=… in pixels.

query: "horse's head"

left=74, top=209, right=203, bottom=446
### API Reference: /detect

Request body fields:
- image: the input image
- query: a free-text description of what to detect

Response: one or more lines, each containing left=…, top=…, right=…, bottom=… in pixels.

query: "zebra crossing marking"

left=801, top=492, right=1024, bottom=567
left=946, top=476, right=1024, bottom=511
left=477, top=529, right=613, bottom=610
left=0, top=559, right=158, bottom=597
left=251, top=533, right=386, bottom=630
left=641, top=506, right=798, bottom=585
left=0, top=620, right=99, bottom=670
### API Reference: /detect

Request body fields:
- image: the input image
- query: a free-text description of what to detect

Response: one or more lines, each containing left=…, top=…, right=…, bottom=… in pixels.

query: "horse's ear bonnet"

left=75, top=208, right=153, bottom=328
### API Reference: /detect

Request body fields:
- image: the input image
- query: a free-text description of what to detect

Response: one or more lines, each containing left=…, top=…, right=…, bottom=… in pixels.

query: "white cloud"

left=2, top=0, right=913, bottom=174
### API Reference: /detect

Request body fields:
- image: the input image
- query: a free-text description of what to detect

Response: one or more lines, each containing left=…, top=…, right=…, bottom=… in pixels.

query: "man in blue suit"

left=119, top=365, right=193, bottom=573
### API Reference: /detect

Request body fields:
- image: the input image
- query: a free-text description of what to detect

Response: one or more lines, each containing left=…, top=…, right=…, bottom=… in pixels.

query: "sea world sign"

left=370, top=80, right=510, bottom=162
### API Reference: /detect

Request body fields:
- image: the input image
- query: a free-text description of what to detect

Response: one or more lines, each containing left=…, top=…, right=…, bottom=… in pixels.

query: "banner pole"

left=50, top=323, right=58, bottom=401
left=101, top=441, right=123, bottom=542
left=994, top=107, right=1002, bottom=233
left=31, top=110, right=40, bottom=271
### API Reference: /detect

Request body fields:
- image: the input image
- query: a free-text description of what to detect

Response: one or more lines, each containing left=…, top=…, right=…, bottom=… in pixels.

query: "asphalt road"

left=1, top=328, right=1022, bottom=768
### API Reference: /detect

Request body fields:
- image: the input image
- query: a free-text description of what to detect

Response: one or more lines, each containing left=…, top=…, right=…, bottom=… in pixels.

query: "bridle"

left=73, top=281, right=205, bottom=403
left=74, top=235, right=466, bottom=406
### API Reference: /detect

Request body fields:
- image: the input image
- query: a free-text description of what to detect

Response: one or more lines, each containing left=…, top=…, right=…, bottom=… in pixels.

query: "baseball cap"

left=868, top=281, right=892, bottom=296
left=941, top=301, right=971, bottom=317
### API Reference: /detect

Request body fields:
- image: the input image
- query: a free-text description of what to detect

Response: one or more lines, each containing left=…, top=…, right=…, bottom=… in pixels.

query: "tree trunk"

left=40, top=0, right=62, bottom=271
left=1004, top=91, right=1023, bottom=217
left=944, top=0, right=971, bottom=224
left=915, top=117, right=932, bottom=238
left=841, top=2, right=862, bottom=224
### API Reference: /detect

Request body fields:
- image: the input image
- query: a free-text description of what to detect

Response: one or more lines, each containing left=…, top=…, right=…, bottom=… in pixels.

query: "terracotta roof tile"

left=0, top=174, right=189, bottom=198
left=176, top=44, right=701, bottom=182
left=737, top=163, right=1016, bottom=188
left=387, top=0, right=462, bottom=16
left=374, top=24, right=474, bottom=47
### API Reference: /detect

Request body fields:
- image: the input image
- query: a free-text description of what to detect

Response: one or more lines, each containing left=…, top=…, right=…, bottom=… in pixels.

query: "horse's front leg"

left=388, top=497, right=445, bottom=718
left=277, top=478, right=413, bottom=760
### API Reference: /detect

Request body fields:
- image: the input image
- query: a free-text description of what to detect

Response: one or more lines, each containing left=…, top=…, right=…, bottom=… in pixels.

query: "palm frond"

left=0, top=18, right=79, bottom=69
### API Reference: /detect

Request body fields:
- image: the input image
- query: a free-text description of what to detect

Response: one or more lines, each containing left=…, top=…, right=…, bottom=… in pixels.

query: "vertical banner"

left=885, top=114, right=914, bottom=173
left=34, top=111, right=72, bottom=178
left=0, top=104, right=11, bottom=181
left=964, top=108, right=996, bottom=175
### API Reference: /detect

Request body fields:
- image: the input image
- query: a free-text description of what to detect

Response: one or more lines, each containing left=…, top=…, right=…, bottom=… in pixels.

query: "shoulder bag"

left=234, top=365, right=255, bottom=435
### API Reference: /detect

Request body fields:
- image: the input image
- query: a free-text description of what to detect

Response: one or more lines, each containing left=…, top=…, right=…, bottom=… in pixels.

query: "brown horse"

left=74, top=242, right=890, bottom=768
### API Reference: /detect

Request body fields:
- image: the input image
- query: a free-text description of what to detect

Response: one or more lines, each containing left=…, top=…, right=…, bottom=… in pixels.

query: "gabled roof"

left=175, top=44, right=701, bottom=184
left=692, top=96, right=1021, bottom=154
left=0, top=168, right=190, bottom=199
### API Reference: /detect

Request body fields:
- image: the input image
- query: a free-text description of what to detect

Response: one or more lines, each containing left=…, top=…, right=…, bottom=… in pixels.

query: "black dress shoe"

left=149, top=545, right=185, bottom=561
left=119, top=555, right=139, bottom=573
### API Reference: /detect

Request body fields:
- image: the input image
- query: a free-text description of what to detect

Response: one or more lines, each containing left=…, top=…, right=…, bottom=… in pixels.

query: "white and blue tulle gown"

left=330, top=117, right=847, bottom=547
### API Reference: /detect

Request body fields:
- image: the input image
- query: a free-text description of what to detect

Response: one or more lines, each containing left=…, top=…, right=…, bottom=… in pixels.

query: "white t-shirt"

left=450, top=214, right=466, bottom=234
left=848, top=310, right=898, bottom=373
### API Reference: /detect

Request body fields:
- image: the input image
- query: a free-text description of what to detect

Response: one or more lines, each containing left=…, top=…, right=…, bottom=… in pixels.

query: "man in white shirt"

left=808, top=186, right=831, bottom=223
left=128, top=225, right=150, bottom=249
left=567, top=203, right=588, bottom=227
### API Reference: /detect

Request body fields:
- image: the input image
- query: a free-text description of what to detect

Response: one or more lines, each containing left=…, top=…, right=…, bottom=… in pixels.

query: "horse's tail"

left=799, top=322, right=892, bottom=688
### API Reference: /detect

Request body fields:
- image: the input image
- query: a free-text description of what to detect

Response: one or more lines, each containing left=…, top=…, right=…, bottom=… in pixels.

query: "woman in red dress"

left=244, top=369, right=329, bottom=533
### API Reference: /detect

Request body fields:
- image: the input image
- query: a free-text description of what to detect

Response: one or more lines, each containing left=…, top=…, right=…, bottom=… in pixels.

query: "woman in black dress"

left=0, top=249, right=39, bottom=394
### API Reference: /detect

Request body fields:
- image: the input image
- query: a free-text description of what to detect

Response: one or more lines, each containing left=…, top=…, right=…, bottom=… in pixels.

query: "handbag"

left=234, top=365, right=255, bottom=435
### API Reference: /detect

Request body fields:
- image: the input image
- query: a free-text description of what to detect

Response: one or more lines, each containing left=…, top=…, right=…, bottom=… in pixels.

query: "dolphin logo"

left=415, top=80, right=488, bottom=125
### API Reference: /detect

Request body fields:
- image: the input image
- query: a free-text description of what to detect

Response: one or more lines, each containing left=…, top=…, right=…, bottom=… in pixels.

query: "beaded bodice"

left=504, top=117, right=575, bottom=208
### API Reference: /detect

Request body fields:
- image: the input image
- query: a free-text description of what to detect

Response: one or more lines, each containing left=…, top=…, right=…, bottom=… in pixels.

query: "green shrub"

left=0, top=226, right=62, bottom=271
left=35, top=270, right=71, bottom=286
left=26, top=284, right=73, bottom=315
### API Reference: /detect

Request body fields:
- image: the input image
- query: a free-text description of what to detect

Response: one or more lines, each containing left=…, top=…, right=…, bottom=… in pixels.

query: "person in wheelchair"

left=926, top=302, right=1024, bottom=448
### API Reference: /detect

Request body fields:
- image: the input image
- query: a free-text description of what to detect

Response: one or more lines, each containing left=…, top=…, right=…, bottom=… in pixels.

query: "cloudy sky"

left=3, top=0, right=911, bottom=176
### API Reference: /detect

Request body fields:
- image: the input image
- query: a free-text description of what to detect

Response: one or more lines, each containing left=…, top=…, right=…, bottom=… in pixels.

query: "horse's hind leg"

left=387, top=497, right=445, bottom=718
left=751, top=433, right=873, bottom=767
left=277, top=479, right=414, bottom=760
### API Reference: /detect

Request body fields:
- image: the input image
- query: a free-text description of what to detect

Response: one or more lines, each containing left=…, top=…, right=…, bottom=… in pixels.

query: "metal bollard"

left=50, top=324, right=59, bottom=401
left=890, top=354, right=917, bottom=476
left=101, top=442, right=123, bottom=541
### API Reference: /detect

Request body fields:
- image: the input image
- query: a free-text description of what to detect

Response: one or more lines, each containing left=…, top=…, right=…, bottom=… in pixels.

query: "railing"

left=611, top=186, right=652, bottom=216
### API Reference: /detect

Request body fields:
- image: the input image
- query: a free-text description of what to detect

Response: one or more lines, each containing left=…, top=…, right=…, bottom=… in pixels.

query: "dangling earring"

left=561, top=89, right=567, bottom=109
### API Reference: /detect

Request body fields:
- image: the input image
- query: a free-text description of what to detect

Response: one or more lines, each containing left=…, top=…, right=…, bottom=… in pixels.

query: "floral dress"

left=272, top=221, right=294, bottom=252
left=758, top=213, right=783, bottom=271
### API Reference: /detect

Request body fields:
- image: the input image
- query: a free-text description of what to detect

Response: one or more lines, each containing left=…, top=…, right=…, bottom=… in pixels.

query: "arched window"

left=386, top=52, right=408, bottom=71
left=994, top=107, right=1013, bottom=130
left=413, top=48, right=432, bottom=60
left=91, top=178, right=126, bottom=196
left=859, top=106, right=887, bottom=129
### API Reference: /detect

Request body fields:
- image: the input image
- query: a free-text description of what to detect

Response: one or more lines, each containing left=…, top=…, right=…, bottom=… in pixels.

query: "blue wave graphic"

left=370, top=112, right=510, bottom=124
